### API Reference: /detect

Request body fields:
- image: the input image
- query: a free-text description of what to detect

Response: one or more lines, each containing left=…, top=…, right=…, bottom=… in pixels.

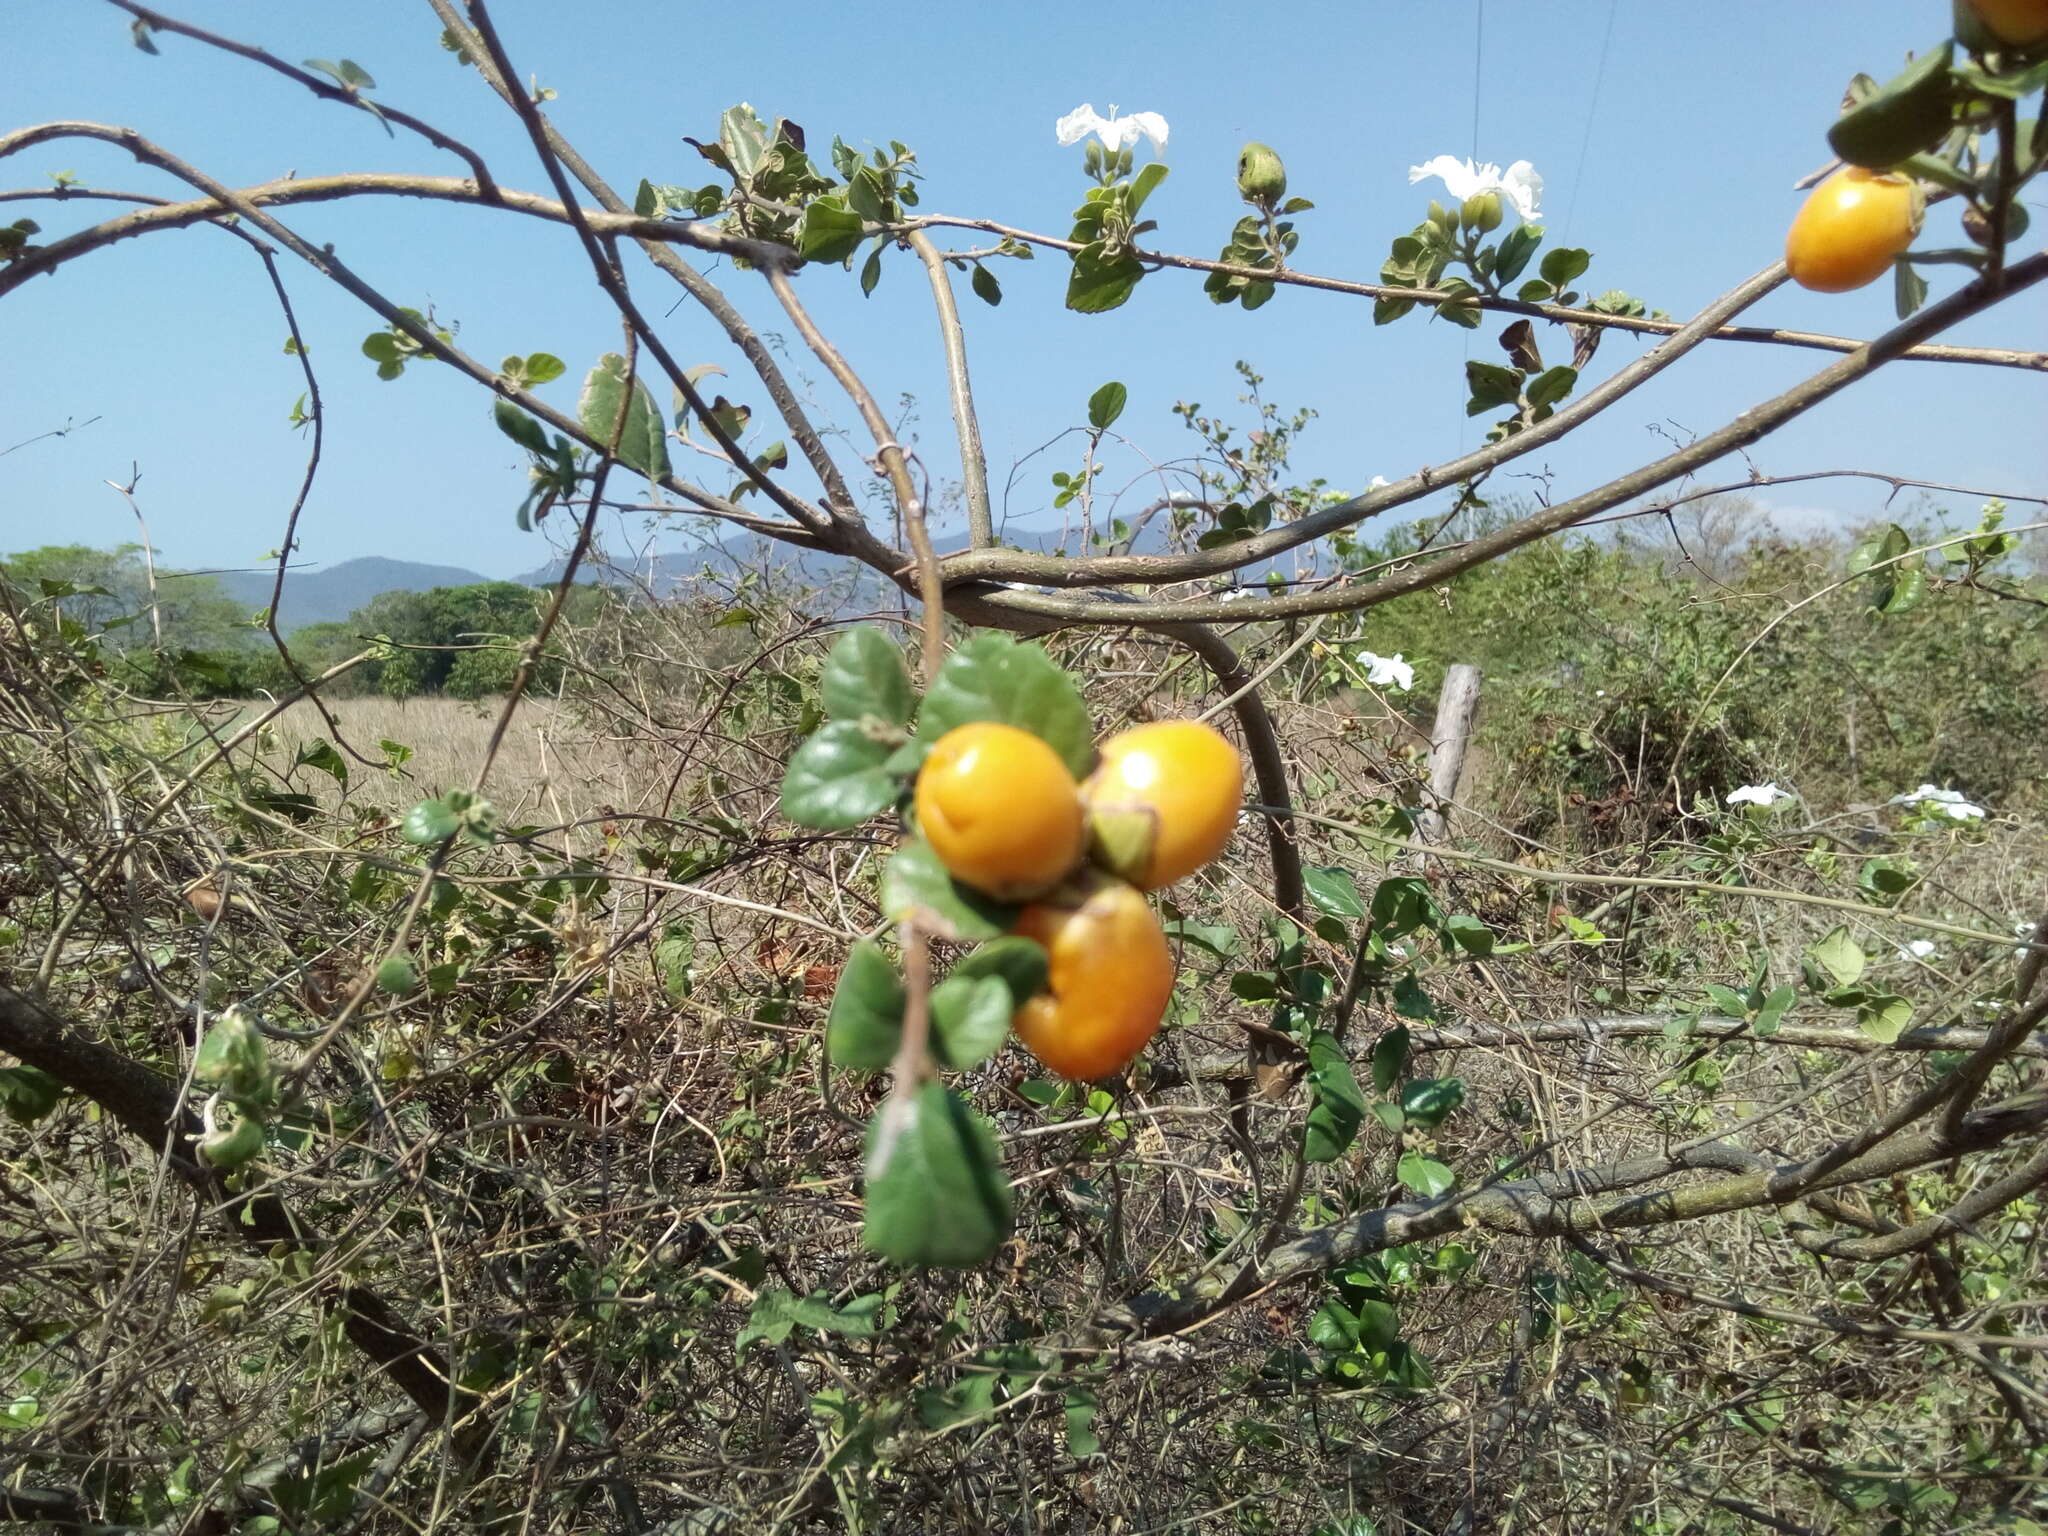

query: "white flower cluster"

left=1357, top=650, right=1413, bottom=691
left=1056, top=104, right=1169, bottom=156
left=1408, top=155, right=1543, bottom=221
left=1725, top=782, right=1789, bottom=808
left=1892, top=784, right=1986, bottom=821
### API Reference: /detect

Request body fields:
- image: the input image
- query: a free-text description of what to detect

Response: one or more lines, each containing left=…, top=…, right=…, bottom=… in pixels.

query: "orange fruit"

left=1009, top=876, right=1174, bottom=1081
left=915, top=722, right=1084, bottom=900
left=1963, top=0, right=2048, bottom=46
left=1785, top=168, right=1923, bottom=293
left=1082, top=720, right=1243, bottom=889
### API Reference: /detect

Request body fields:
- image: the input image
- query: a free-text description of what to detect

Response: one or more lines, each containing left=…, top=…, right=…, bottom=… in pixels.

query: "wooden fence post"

left=1417, top=663, right=1481, bottom=846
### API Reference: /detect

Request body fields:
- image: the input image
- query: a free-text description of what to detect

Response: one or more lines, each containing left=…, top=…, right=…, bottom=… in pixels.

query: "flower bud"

left=1083, top=138, right=1105, bottom=178
left=1461, top=190, right=1503, bottom=234
left=1236, top=142, right=1287, bottom=206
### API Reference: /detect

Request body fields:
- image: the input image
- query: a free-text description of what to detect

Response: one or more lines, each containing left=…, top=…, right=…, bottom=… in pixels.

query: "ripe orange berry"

left=1081, top=720, right=1244, bottom=890
left=1784, top=168, right=1924, bottom=293
left=914, top=722, right=1084, bottom=900
left=1010, top=876, right=1175, bottom=1081
left=1963, top=0, right=2048, bottom=46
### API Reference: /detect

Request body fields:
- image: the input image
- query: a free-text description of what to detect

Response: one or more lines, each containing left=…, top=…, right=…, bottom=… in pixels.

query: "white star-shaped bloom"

left=1056, top=104, right=1169, bottom=156
left=1357, top=650, right=1414, bottom=691
left=1408, top=155, right=1543, bottom=220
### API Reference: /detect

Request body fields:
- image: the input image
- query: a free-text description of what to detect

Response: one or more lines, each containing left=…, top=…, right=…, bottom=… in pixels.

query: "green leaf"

left=1706, top=983, right=1752, bottom=1017
left=860, top=245, right=885, bottom=296
left=1399, top=1077, right=1464, bottom=1129
left=577, top=352, right=672, bottom=480
left=1369, top=877, right=1440, bottom=938
left=1087, top=381, right=1128, bottom=431
left=864, top=1083, right=1013, bottom=1267
left=1894, top=258, right=1929, bottom=320
left=1126, top=161, right=1170, bottom=215
left=294, top=737, right=348, bottom=787
left=1065, top=245, right=1145, bottom=313
left=653, top=926, right=695, bottom=1002
left=1391, top=972, right=1436, bottom=1020
left=1371, top=1026, right=1411, bottom=1095
left=1538, top=247, right=1591, bottom=287
left=1828, top=42, right=1956, bottom=169
left=1753, top=983, right=1796, bottom=1037
left=493, top=399, right=550, bottom=454
left=193, top=1009, right=271, bottom=1103
left=1353, top=1297, right=1401, bottom=1353
left=1308, top=1299, right=1359, bottom=1350
left=1524, top=365, right=1578, bottom=410
left=1397, top=1151, right=1456, bottom=1197
left=970, top=263, right=1002, bottom=306
left=778, top=721, right=899, bottom=830
left=825, top=941, right=907, bottom=1070
left=1859, top=993, right=1913, bottom=1044
left=1464, top=361, right=1523, bottom=413
left=821, top=626, right=913, bottom=726
left=1304, top=1031, right=1367, bottom=1163
left=1064, top=1388, right=1100, bottom=1457
left=736, top=1285, right=880, bottom=1355
left=1493, top=222, right=1543, bottom=283
left=797, top=194, right=867, bottom=264
left=880, top=840, right=1016, bottom=941
left=1305, top=866, right=1365, bottom=920
left=1442, top=913, right=1494, bottom=956
left=1808, top=927, right=1867, bottom=988
left=917, top=632, right=1094, bottom=778
left=1229, top=970, right=1278, bottom=1002
left=0, top=1065, right=62, bottom=1125
left=948, top=936, right=1049, bottom=1006
left=929, top=974, right=1014, bottom=1070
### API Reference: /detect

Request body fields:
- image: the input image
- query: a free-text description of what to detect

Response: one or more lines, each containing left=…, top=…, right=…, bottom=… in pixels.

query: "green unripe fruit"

left=376, top=953, right=420, bottom=995
left=199, top=1113, right=266, bottom=1169
left=1236, top=142, right=1287, bottom=206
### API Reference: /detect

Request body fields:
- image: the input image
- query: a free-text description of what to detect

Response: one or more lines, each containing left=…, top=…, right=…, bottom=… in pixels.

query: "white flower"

left=1408, top=155, right=1543, bottom=221
left=1056, top=103, right=1169, bottom=156
left=1725, top=782, right=1788, bottom=808
left=1367, top=475, right=1390, bottom=490
left=1358, top=649, right=1414, bottom=691
left=1216, top=586, right=1256, bottom=603
left=1891, top=783, right=1986, bottom=821
left=1898, top=939, right=1937, bottom=961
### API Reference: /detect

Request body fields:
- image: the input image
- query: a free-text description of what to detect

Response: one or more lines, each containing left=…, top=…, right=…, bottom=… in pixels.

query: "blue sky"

left=4, top=0, right=2043, bottom=586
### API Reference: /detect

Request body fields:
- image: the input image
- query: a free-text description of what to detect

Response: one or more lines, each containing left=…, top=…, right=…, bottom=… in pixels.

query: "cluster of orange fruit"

left=1785, top=0, right=2045, bottom=292
left=914, top=719, right=1243, bottom=1080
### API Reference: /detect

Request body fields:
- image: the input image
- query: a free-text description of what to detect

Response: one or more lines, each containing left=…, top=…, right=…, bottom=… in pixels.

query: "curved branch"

left=0, top=125, right=829, bottom=542
left=418, top=0, right=863, bottom=522
left=965, top=250, right=2048, bottom=625
left=102, top=0, right=503, bottom=198
left=940, top=263, right=1793, bottom=590
left=1070, top=1084, right=2048, bottom=1350
left=906, top=211, right=2048, bottom=372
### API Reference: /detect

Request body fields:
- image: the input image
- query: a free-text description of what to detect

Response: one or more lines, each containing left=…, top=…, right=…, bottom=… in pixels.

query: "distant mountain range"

left=215, top=516, right=1301, bottom=629
left=217, top=556, right=491, bottom=627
